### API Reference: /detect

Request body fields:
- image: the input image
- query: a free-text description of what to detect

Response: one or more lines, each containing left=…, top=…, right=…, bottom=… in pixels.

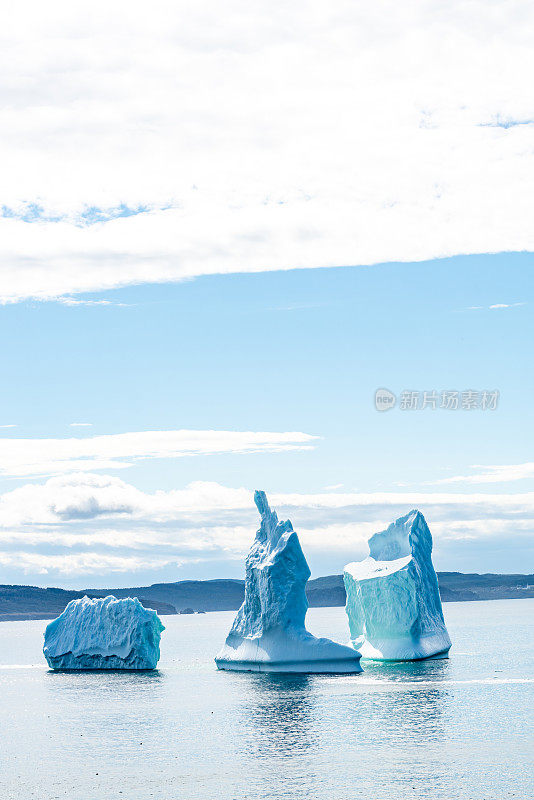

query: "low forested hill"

left=1, top=572, right=533, bottom=620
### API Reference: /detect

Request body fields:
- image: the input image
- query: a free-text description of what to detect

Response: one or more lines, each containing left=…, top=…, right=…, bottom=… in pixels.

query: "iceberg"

left=344, top=510, right=451, bottom=661
left=216, top=490, right=362, bottom=673
left=43, top=595, right=165, bottom=670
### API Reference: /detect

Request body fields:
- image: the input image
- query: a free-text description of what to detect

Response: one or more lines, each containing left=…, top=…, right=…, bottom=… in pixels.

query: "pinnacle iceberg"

left=215, top=490, right=362, bottom=673
left=344, top=510, right=451, bottom=661
left=43, top=595, right=165, bottom=670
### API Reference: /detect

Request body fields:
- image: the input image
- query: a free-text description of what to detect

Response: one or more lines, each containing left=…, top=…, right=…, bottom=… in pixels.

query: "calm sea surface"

left=0, top=599, right=533, bottom=800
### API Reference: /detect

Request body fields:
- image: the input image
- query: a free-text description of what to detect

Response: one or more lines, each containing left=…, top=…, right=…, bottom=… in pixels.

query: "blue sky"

left=0, top=253, right=532, bottom=587
left=1, top=0, right=533, bottom=587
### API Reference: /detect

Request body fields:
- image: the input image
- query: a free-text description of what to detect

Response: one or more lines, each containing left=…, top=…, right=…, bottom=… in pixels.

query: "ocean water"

left=0, top=599, right=533, bottom=800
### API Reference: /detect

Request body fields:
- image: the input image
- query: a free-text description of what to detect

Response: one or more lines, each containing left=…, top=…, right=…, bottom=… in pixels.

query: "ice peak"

left=253, top=489, right=270, bottom=517
left=254, top=489, right=293, bottom=545
left=368, top=508, right=429, bottom=562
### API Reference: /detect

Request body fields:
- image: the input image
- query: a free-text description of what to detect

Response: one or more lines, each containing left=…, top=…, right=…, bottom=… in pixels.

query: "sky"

left=0, top=0, right=533, bottom=587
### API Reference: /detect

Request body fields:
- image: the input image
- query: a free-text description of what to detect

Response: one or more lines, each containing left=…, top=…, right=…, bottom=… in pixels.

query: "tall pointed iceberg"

left=216, top=491, right=362, bottom=673
left=344, top=510, right=451, bottom=661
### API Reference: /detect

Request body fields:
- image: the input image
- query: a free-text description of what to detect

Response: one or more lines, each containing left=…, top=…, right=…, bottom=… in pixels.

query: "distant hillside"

left=1, top=572, right=533, bottom=621
left=0, top=585, right=176, bottom=621
left=88, top=580, right=246, bottom=615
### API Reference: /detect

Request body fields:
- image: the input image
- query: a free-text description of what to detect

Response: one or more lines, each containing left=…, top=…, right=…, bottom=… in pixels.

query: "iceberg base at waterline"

left=346, top=629, right=452, bottom=662
left=43, top=595, right=165, bottom=670
left=215, top=490, right=362, bottom=674
left=216, top=629, right=362, bottom=673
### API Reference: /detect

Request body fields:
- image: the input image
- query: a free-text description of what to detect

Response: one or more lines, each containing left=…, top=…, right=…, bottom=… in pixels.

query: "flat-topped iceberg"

left=216, top=490, right=362, bottom=673
left=344, top=510, right=451, bottom=661
left=43, top=595, right=165, bottom=670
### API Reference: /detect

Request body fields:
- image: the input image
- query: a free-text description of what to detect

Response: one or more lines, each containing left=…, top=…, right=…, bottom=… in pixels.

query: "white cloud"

left=69, top=422, right=93, bottom=427
left=1, top=473, right=533, bottom=578
left=467, top=302, right=525, bottom=310
left=0, top=429, right=318, bottom=477
left=0, top=474, right=250, bottom=527
left=3, top=472, right=534, bottom=526
left=0, top=0, right=533, bottom=302
left=488, top=302, right=525, bottom=309
left=0, top=550, right=185, bottom=577
left=54, top=297, right=129, bottom=307
left=432, top=463, right=534, bottom=485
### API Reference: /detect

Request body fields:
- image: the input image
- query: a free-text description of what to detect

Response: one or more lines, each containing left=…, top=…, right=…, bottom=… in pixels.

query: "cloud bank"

left=0, top=429, right=318, bottom=478
left=433, top=463, right=534, bottom=485
left=1, top=0, right=534, bottom=302
left=1, top=473, right=532, bottom=583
